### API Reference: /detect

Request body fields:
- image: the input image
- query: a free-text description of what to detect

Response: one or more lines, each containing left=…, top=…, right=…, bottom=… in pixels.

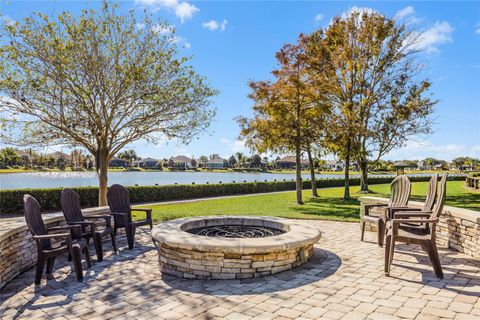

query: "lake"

left=0, top=171, right=439, bottom=190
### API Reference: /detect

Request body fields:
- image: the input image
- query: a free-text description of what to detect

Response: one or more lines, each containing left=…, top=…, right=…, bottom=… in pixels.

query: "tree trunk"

left=95, top=150, right=109, bottom=206
left=307, top=146, right=318, bottom=197
left=344, top=140, right=351, bottom=200
left=359, top=159, right=369, bottom=193
left=295, top=141, right=304, bottom=205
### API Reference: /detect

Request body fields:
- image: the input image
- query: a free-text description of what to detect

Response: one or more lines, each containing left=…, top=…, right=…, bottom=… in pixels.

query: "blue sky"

left=1, top=1, right=479, bottom=161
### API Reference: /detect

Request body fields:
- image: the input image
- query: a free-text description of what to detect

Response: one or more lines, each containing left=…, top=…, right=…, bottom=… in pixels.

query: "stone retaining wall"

left=157, top=242, right=314, bottom=280
left=0, top=207, right=110, bottom=289
left=359, top=197, right=480, bottom=259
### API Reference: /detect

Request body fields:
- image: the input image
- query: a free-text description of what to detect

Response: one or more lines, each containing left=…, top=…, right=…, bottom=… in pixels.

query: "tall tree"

left=198, top=155, right=209, bottom=167
left=0, top=147, right=21, bottom=167
left=0, top=2, right=217, bottom=205
left=324, top=10, right=436, bottom=194
left=238, top=34, right=330, bottom=204
left=235, top=152, right=244, bottom=168
left=228, top=155, right=237, bottom=168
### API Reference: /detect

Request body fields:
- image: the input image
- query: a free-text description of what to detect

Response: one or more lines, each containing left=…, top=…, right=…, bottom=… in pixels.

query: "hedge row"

left=0, top=175, right=464, bottom=215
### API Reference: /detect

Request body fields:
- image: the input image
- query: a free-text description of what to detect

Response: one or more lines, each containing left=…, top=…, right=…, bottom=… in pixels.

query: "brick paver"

left=1, top=220, right=479, bottom=319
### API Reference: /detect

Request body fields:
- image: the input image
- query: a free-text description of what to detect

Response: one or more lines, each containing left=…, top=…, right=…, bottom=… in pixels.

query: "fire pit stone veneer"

left=152, top=216, right=322, bottom=280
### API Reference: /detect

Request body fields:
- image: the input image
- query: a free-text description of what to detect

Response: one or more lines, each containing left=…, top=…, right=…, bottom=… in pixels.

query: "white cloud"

left=394, top=6, right=414, bottom=20
left=220, top=138, right=248, bottom=154
left=475, top=23, right=480, bottom=34
left=385, top=141, right=480, bottom=161
left=171, top=36, right=191, bottom=49
left=315, top=14, right=324, bottom=22
left=202, top=19, right=228, bottom=31
left=136, top=23, right=146, bottom=30
left=341, top=6, right=379, bottom=20
left=411, top=21, right=454, bottom=53
left=135, top=0, right=199, bottom=23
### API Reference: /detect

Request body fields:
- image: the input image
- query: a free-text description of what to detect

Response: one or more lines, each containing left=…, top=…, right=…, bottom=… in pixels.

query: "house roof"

left=15, top=149, right=31, bottom=157
left=207, top=157, right=225, bottom=164
left=276, top=156, right=308, bottom=164
left=394, top=161, right=408, bottom=168
left=171, top=155, right=193, bottom=163
left=47, top=151, right=72, bottom=160
left=325, top=160, right=344, bottom=165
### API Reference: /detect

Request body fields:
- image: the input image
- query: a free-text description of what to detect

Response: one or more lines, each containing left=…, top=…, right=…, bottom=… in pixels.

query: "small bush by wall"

left=0, top=175, right=464, bottom=215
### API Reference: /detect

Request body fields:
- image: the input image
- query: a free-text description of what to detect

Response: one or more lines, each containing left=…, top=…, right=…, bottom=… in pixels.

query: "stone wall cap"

left=152, top=216, right=321, bottom=254
left=359, top=196, right=480, bottom=224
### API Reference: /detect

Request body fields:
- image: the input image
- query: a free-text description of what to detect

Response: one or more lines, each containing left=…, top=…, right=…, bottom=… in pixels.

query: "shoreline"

left=0, top=168, right=454, bottom=175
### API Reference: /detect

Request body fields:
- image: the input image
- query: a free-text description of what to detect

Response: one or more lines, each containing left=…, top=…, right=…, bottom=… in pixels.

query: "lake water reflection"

left=0, top=171, right=376, bottom=189
left=0, top=171, right=441, bottom=190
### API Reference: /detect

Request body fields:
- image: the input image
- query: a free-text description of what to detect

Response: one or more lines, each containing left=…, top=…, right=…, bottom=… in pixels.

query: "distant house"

left=324, top=160, right=345, bottom=171
left=47, top=151, right=72, bottom=166
left=15, top=149, right=31, bottom=164
left=137, top=158, right=160, bottom=169
left=206, top=157, right=226, bottom=169
left=109, top=157, right=127, bottom=168
left=171, top=155, right=195, bottom=169
left=275, top=156, right=308, bottom=170
left=417, top=160, right=427, bottom=170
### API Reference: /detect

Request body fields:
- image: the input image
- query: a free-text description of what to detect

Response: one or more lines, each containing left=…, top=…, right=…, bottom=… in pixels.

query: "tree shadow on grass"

left=162, top=248, right=342, bottom=295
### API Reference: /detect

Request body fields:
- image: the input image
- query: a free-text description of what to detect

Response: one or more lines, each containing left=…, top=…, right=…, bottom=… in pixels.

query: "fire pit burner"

left=186, top=225, right=285, bottom=238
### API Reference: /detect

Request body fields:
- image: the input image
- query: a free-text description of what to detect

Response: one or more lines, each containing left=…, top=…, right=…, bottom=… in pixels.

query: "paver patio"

left=1, top=220, right=479, bottom=320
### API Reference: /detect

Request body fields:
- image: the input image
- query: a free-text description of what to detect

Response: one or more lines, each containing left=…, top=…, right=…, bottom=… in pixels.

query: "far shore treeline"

left=1, top=146, right=479, bottom=174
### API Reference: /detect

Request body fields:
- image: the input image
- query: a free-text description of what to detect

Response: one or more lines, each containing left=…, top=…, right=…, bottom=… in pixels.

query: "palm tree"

left=118, top=149, right=138, bottom=167
left=235, top=152, right=244, bottom=168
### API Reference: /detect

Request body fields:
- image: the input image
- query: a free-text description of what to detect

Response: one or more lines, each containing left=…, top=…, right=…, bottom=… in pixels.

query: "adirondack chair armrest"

left=48, top=225, right=82, bottom=239
left=389, top=207, right=421, bottom=215
left=34, top=233, right=72, bottom=248
left=392, top=218, right=438, bottom=224
left=131, top=208, right=152, bottom=220
left=34, top=233, right=71, bottom=240
left=131, top=208, right=152, bottom=213
left=394, top=211, right=432, bottom=218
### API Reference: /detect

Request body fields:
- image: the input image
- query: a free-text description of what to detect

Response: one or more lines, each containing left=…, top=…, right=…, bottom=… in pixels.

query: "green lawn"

left=133, top=181, right=479, bottom=223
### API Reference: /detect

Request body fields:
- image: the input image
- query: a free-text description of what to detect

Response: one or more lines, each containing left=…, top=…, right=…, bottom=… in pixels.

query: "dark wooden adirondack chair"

left=385, top=172, right=449, bottom=279
left=107, top=184, right=153, bottom=249
left=61, top=189, right=117, bottom=261
left=389, top=174, right=438, bottom=218
left=24, top=195, right=91, bottom=285
left=360, top=175, right=411, bottom=246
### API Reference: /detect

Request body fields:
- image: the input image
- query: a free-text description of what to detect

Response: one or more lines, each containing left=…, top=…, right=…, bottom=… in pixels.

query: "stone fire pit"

left=152, top=216, right=322, bottom=280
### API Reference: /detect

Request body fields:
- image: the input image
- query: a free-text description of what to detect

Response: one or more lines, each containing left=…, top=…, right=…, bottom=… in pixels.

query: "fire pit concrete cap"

left=151, top=216, right=321, bottom=254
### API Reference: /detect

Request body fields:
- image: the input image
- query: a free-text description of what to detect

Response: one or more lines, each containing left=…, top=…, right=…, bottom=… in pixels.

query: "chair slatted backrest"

left=24, top=195, right=50, bottom=250
left=423, top=174, right=438, bottom=211
left=431, top=172, right=449, bottom=221
left=107, top=184, right=132, bottom=222
left=389, top=175, right=411, bottom=207
left=61, top=189, right=85, bottom=223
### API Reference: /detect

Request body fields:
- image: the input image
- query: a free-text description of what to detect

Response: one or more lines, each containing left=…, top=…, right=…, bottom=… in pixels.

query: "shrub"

left=0, top=175, right=464, bottom=215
